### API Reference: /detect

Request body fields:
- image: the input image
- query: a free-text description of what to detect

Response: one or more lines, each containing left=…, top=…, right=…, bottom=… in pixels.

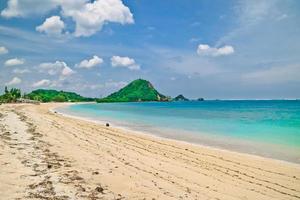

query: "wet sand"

left=0, top=103, right=300, bottom=200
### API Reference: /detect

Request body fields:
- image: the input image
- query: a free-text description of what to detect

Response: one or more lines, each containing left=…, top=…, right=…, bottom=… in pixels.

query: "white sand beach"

left=0, top=103, right=300, bottom=200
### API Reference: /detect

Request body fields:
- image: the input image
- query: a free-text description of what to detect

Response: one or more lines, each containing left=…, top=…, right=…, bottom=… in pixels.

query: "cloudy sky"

left=0, top=0, right=299, bottom=99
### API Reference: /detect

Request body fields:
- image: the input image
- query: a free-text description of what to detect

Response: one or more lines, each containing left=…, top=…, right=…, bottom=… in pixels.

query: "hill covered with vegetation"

left=173, top=94, right=189, bottom=101
left=25, top=89, right=95, bottom=102
left=97, top=79, right=170, bottom=103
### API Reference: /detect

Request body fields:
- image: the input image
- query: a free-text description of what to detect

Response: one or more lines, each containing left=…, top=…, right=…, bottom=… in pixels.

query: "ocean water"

left=57, top=100, right=300, bottom=163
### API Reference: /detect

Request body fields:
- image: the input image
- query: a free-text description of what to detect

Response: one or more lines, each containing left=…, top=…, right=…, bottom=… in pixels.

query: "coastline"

left=54, top=103, right=300, bottom=166
left=1, top=103, right=300, bottom=199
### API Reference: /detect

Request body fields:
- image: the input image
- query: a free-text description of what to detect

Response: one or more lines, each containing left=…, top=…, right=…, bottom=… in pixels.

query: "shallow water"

left=57, top=100, right=300, bottom=163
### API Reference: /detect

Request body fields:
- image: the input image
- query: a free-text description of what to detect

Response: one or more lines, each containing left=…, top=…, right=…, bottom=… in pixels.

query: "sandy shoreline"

left=1, top=103, right=300, bottom=199
left=54, top=103, right=300, bottom=166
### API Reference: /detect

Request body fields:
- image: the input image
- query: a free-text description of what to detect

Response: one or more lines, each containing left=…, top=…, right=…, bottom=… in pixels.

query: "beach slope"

left=0, top=103, right=299, bottom=200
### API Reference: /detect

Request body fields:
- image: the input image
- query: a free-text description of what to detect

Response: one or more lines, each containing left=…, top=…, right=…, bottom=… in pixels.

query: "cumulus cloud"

left=197, top=44, right=234, bottom=57
left=1, top=0, right=134, bottom=37
left=76, top=55, right=103, bottom=69
left=111, top=56, right=140, bottom=70
left=36, top=16, right=65, bottom=36
left=62, top=0, right=134, bottom=37
left=6, top=77, right=22, bottom=85
left=0, top=46, right=8, bottom=54
left=4, top=58, right=24, bottom=66
left=32, top=79, right=51, bottom=87
left=39, top=61, right=64, bottom=75
left=39, top=61, right=75, bottom=76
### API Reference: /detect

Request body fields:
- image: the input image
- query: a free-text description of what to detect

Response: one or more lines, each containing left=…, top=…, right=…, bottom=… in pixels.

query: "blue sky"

left=0, top=0, right=299, bottom=99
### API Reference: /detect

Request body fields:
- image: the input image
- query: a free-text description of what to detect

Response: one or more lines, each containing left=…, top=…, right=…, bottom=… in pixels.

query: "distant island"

left=0, top=79, right=204, bottom=104
left=96, top=79, right=170, bottom=103
left=173, top=94, right=189, bottom=101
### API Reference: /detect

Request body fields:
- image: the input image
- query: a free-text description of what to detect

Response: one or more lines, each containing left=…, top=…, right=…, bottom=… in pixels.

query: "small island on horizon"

left=0, top=79, right=205, bottom=104
left=2, top=78, right=299, bottom=105
left=96, top=79, right=170, bottom=103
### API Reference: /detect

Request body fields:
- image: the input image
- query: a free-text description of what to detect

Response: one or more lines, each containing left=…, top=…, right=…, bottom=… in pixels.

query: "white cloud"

left=4, top=58, right=24, bottom=66
left=0, top=46, right=8, bottom=54
left=13, top=68, right=30, bottom=74
left=197, top=44, right=234, bottom=57
left=111, top=56, right=140, bottom=70
left=39, top=61, right=64, bottom=75
left=62, top=0, right=134, bottom=37
left=36, top=16, right=65, bottom=36
left=6, top=77, right=22, bottom=85
left=76, top=55, right=103, bottom=69
left=1, top=0, right=134, bottom=37
left=39, top=61, right=75, bottom=76
left=61, top=65, right=75, bottom=76
left=32, top=79, right=51, bottom=87
left=0, top=0, right=58, bottom=18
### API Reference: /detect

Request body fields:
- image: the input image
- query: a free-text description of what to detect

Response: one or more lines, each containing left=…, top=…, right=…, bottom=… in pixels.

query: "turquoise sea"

left=57, top=100, right=300, bottom=163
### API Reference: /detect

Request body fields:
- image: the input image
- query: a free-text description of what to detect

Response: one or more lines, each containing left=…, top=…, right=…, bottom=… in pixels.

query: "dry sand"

left=0, top=103, right=299, bottom=200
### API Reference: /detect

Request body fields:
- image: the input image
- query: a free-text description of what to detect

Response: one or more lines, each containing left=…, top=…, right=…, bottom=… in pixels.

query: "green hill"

left=25, top=89, right=95, bottom=102
left=97, top=79, right=169, bottom=103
